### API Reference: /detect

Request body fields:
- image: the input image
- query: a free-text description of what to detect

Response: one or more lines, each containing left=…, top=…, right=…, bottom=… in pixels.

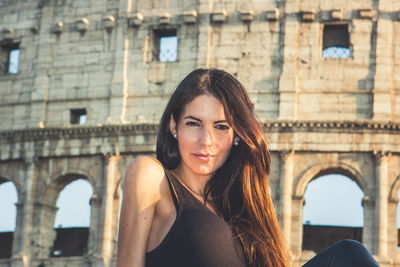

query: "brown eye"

left=186, top=121, right=199, bottom=126
left=215, top=125, right=229, bottom=130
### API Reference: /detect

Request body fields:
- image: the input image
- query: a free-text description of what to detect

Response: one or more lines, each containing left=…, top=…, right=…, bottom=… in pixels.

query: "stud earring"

left=173, top=133, right=177, bottom=139
left=234, top=140, right=239, bottom=146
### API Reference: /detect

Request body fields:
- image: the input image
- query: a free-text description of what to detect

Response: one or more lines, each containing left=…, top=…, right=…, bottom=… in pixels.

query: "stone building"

left=0, top=0, right=399, bottom=266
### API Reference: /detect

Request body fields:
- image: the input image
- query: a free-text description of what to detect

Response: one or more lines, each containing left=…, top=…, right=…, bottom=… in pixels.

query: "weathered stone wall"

left=0, top=0, right=400, bottom=266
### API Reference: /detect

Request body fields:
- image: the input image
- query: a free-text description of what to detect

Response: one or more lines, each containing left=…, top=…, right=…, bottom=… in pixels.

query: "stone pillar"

left=29, top=1, right=56, bottom=128
left=291, top=194, right=305, bottom=264
left=278, top=0, right=300, bottom=120
left=387, top=196, right=398, bottom=259
left=10, top=202, right=24, bottom=267
left=107, top=0, right=132, bottom=124
left=12, top=202, right=23, bottom=251
left=95, top=153, right=121, bottom=267
left=88, top=194, right=102, bottom=255
left=373, top=151, right=390, bottom=261
left=11, top=157, right=38, bottom=267
left=34, top=202, right=58, bottom=258
left=362, top=195, right=375, bottom=254
left=279, top=150, right=294, bottom=256
left=372, top=0, right=394, bottom=121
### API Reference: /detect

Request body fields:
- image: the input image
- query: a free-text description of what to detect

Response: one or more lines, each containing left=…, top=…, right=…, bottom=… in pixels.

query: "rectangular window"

left=70, top=109, right=87, bottom=125
left=153, top=29, right=177, bottom=62
left=8, top=49, right=20, bottom=74
left=0, top=43, right=20, bottom=74
left=322, top=24, right=350, bottom=58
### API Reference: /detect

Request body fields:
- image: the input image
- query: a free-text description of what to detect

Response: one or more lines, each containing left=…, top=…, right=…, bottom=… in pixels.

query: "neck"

left=173, top=165, right=211, bottom=198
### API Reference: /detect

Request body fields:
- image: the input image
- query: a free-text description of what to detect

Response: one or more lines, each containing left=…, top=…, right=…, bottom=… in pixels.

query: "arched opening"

left=51, top=179, right=93, bottom=257
left=0, top=179, right=18, bottom=259
left=302, top=174, right=364, bottom=253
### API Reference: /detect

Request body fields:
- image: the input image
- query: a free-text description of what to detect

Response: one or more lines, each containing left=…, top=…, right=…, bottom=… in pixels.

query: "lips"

left=192, top=153, right=215, bottom=161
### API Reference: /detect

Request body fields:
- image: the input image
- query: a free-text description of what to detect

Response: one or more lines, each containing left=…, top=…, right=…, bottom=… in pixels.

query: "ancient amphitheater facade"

left=0, top=0, right=400, bottom=266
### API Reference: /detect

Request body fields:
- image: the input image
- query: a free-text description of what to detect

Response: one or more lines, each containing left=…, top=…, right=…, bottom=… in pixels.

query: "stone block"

left=63, top=73, right=79, bottom=88
left=148, top=62, right=166, bottom=84
left=103, top=15, right=115, bottom=31
left=265, top=9, right=279, bottom=21
left=52, top=21, right=63, bottom=34
left=2, top=27, right=14, bottom=40
left=301, top=10, right=315, bottom=22
left=76, top=17, right=89, bottom=32
left=211, top=9, right=227, bottom=23
left=128, top=12, right=144, bottom=27
left=86, top=53, right=100, bottom=65
left=239, top=10, right=253, bottom=22
left=3, top=13, right=18, bottom=23
left=182, top=10, right=197, bottom=24
left=359, top=8, right=374, bottom=19
left=330, top=8, right=343, bottom=20
left=159, top=12, right=171, bottom=25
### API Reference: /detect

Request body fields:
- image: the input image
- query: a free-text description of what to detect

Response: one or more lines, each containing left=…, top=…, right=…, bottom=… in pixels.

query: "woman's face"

left=170, top=94, right=238, bottom=180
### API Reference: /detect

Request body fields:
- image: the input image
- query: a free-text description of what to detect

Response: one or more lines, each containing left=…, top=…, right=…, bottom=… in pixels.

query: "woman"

left=117, top=69, right=378, bottom=267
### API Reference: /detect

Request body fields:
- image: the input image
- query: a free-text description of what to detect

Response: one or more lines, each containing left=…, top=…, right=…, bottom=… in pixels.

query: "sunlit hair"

left=156, top=69, right=287, bottom=267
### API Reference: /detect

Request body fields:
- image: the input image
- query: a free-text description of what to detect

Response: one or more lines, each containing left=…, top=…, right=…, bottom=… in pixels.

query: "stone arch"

left=0, top=176, right=19, bottom=228
left=0, top=175, right=19, bottom=259
left=389, top=174, right=400, bottom=202
left=294, top=162, right=367, bottom=198
left=296, top=162, right=366, bottom=254
left=43, top=169, right=97, bottom=200
left=35, top=170, right=96, bottom=258
left=0, top=175, right=22, bottom=202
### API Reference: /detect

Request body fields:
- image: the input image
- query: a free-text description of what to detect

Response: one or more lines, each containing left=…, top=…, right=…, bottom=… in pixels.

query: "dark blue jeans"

left=302, top=240, right=379, bottom=267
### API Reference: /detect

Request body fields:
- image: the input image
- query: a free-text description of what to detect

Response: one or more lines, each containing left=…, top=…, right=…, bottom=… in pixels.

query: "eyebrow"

left=182, top=115, right=228, bottom=124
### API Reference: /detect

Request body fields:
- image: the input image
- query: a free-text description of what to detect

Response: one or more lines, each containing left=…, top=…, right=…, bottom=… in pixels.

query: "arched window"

left=302, top=174, right=364, bottom=252
left=51, top=179, right=93, bottom=257
left=0, top=180, right=18, bottom=259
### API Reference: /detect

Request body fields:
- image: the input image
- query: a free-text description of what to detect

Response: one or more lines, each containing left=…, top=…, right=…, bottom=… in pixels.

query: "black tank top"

left=145, top=170, right=248, bottom=267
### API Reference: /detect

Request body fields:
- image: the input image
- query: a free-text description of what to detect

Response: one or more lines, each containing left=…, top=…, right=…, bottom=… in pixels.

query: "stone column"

left=30, top=1, right=56, bottom=128
left=373, top=151, right=390, bottom=259
left=278, top=0, right=300, bottom=120
left=10, top=202, right=24, bottom=267
left=372, top=0, right=394, bottom=121
left=387, top=196, right=399, bottom=259
left=279, top=150, right=295, bottom=256
left=196, top=0, right=214, bottom=68
left=107, top=0, right=132, bottom=124
left=11, top=157, right=37, bottom=267
left=88, top=194, right=102, bottom=255
left=362, top=195, right=375, bottom=254
left=95, top=153, right=121, bottom=267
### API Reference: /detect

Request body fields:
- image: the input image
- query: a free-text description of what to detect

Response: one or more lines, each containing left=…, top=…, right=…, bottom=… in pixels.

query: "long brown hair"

left=156, top=69, right=287, bottom=267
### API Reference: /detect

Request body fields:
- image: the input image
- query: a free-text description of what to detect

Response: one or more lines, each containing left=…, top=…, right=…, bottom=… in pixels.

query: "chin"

left=193, top=168, right=214, bottom=176
left=189, top=165, right=216, bottom=176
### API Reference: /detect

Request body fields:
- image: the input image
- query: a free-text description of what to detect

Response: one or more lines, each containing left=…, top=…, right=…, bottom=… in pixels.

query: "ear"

left=233, top=136, right=240, bottom=144
left=169, top=114, right=177, bottom=136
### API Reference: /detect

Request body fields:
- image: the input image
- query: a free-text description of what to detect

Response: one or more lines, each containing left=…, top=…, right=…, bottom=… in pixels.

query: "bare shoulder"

left=128, top=155, right=163, bottom=168
left=126, top=156, right=164, bottom=175
left=118, top=156, right=166, bottom=266
left=124, top=156, right=165, bottom=189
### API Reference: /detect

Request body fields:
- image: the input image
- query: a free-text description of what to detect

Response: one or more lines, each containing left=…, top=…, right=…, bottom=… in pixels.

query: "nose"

left=199, top=127, right=213, bottom=146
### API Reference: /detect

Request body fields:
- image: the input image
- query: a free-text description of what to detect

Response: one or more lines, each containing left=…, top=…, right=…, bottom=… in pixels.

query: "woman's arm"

left=117, top=156, right=165, bottom=267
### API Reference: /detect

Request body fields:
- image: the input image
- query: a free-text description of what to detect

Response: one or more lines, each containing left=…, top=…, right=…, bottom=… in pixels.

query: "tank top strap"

left=163, top=169, right=180, bottom=212
left=163, top=169, right=206, bottom=210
